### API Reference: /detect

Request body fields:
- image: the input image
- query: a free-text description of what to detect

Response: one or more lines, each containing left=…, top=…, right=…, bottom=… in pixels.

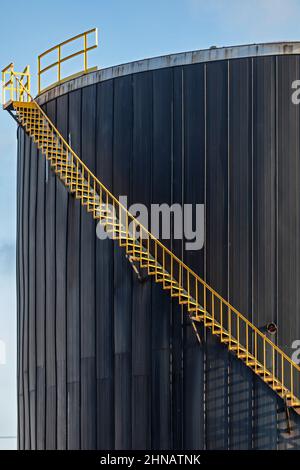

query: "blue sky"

left=1, top=0, right=300, bottom=448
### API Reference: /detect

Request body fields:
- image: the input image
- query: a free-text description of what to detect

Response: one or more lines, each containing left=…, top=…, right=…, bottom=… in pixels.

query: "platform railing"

left=37, top=28, right=98, bottom=94
left=2, top=64, right=31, bottom=105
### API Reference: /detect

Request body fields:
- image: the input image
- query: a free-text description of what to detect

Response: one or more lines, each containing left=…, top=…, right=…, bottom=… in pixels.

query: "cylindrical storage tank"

left=17, top=42, right=300, bottom=450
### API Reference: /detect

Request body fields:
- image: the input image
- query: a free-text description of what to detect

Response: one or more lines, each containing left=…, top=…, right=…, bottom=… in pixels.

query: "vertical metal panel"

left=28, top=138, right=38, bottom=449
left=151, top=68, right=172, bottom=450
left=55, top=94, right=69, bottom=449
left=113, top=75, right=133, bottom=449
left=277, top=56, right=300, bottom=361
left=17, top=128, right=25, bottom=449
left=16, top=127, right=21, bottom=450
left=182, top=63, right=205, bottom=450
left=252, top=56, right=277, bottom=449
left=228, top=58, right=253, bottom=449
left=131, top=72, right=152, bottom=449
left=67, top=89, right=82, bottom=449
left=95, top=79, right=115, bottom=450
left=205, top=60, right=229, bottom=450
left=171, top=66, right=184, bottom=450
left=23, top=133, right=31, bottom=449
left=276, top=55, right=300, bottom=449
left=35, top=138, right=46, bottom=450
left=80, top=85, right=97, bottom=450
left=45, top=100, right=57, bottom=449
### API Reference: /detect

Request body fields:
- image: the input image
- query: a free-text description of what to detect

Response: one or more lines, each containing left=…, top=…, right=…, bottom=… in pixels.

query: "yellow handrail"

left=2, top=63, right=31, bottom=105
left=5, top=71, right=300, bottom=410
left=37, top=28, right=98, bottom=94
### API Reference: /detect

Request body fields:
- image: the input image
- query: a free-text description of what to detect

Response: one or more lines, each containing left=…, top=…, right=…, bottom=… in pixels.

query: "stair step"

left=273, top=385, right=284, bottom=391
left=189, top=306, right=205, bottom=313
left=246, top=361, right=257, bottom=366
left=213, top=329, right=229, bottom=336
left=228, top=344, right=245, bottom=352
left=263, top=376, right=274, bottom=383
left=221, top=337, right=237, bottom=344
left=256, top=369, right=269, bottom=375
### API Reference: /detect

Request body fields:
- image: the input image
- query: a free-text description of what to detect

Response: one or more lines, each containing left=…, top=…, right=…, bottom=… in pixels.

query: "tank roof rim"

left=37, top=40, right=300, bottom=105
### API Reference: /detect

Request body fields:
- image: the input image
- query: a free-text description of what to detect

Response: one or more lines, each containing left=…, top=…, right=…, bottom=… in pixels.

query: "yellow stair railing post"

left=37, top=28, right=98, bottom=94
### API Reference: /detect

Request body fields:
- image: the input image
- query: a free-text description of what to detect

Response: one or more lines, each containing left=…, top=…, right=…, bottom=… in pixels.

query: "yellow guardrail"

left=37, top=28, right=98, bottom=94
left=2, top=63, right=31, bottom=105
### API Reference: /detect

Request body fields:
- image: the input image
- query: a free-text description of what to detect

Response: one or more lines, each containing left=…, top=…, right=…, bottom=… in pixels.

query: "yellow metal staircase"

left=3, top=64, right=300, bottom=414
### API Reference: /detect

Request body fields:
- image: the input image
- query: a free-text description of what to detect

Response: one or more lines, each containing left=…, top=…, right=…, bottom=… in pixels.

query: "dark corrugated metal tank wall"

left=17, top=54, right=300, bottom=449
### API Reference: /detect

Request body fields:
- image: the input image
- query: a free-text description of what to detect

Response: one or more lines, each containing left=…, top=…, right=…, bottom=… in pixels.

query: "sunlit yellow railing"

left=3, top=71, right=300, bottom=413
left=38, top=28, right=98, bottom=94
left=2, top=63, right=31, bottom=106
